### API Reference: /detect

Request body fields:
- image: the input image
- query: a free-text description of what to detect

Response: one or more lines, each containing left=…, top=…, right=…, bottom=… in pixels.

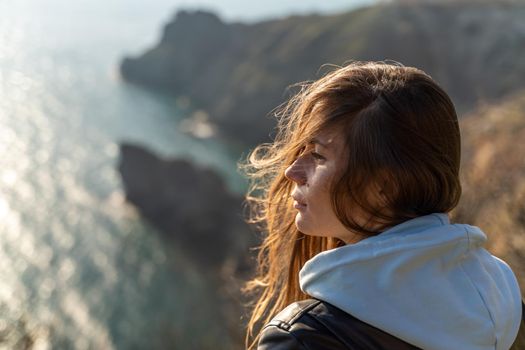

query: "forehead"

left=310, top=127, right=345, bottom=150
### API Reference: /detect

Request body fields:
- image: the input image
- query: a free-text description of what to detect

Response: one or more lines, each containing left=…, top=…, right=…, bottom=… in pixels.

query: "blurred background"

left=0, top=0, right=524, bottom=349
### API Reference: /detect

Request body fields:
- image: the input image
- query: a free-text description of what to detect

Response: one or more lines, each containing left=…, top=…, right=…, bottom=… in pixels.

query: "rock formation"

left=117, top=143, right=257, bottom=275
left=120, top=3, right=525, bottom=147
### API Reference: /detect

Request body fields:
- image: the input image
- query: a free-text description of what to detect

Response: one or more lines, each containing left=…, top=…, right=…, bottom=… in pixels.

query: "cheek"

left=297, top=192, right=344, bottom=237
left=312, top=168, right=335, bottom=192
left=318, top=195, right=342, bottom=230
left=309, top=175, right=339, bottom=225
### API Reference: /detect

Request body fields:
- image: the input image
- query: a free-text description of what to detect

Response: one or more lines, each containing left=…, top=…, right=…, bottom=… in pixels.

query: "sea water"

left=0, top=0, right=373, bottom=348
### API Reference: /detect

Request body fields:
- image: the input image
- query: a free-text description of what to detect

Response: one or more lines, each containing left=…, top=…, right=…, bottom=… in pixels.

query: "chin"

left=295, top=214, right=310, bottom=235
left=295, top=217, right=324, bottom=238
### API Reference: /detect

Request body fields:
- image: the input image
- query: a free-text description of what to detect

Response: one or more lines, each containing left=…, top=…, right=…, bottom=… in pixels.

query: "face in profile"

left=285, top=127, right=378, bottom=244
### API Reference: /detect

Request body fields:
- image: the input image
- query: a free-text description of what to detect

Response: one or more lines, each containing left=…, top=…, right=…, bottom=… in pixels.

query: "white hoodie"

left=299, top=213, right=522, bottom=350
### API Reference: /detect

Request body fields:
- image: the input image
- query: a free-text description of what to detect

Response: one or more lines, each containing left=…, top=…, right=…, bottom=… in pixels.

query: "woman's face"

left=285, top=127, right=370, bottom=244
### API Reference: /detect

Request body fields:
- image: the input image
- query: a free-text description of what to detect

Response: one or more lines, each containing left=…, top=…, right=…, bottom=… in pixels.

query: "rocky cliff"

left=120, top=2, right=525, bottom=147
left=118, top=143, right=262, bottom=348
left=118, top=143, right=257, bottom=275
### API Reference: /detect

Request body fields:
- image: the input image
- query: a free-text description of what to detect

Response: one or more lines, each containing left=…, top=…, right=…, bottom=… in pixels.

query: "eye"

left=296, top=144, right=326, bottom=163
left=310, top=151, right=325, bottom=161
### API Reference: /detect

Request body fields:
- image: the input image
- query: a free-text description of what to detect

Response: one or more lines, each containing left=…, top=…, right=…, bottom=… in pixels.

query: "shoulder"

left=257, top=299, right=330, bottom=350
left=264, top=299, right=322, bottom=331
left=257, top=299, right=421, bottom=350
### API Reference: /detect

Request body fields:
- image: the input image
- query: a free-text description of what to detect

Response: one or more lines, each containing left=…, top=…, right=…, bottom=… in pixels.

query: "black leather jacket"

left=258, top=298, right=525, bottom=350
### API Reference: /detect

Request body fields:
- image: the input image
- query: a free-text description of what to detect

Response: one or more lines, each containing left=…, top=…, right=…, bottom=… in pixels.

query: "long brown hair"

left=240, top=61, right=461, bottom=349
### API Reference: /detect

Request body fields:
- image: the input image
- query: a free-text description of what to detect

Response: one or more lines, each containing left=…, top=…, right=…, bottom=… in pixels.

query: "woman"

left=241, top=62, right=524, bottom=349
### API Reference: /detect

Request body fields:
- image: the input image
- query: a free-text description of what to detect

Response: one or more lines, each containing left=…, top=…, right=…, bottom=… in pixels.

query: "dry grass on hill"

left=452, top=92, right=525, bottom=292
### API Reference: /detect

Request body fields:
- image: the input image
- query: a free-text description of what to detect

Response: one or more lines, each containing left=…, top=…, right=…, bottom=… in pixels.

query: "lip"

left=291, top=190, right=307, bottom=209
left=291, top=192, right=307, bottom=210
left=293, top=201, right=307, bottom=210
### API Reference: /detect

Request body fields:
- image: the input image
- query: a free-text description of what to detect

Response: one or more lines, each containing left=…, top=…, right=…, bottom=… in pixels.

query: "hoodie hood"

left=299, top=213, right=522, bottom=350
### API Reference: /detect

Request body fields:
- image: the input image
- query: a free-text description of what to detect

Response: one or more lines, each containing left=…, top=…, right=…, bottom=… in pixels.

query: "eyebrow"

left=309, top=137, right=331, bottom=148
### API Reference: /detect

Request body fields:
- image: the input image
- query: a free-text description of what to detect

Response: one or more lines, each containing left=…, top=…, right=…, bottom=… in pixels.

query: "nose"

left=284, top=159, right=307, bottom=185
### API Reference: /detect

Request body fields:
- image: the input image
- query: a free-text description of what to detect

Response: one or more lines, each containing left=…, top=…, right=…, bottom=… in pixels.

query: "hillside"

left=453, top=91, right=525, bottom=291
left=120, top=2, right=525, bottom=147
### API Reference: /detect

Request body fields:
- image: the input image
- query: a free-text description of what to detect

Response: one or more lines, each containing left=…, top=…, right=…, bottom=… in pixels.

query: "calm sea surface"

left=0, top=0, right=373, bottom=348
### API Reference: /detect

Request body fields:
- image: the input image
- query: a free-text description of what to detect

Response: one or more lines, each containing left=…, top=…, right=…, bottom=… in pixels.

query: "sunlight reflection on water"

left=0, top=0, right=377, bottom=348
left=0, top=1, right=244, bottom=348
